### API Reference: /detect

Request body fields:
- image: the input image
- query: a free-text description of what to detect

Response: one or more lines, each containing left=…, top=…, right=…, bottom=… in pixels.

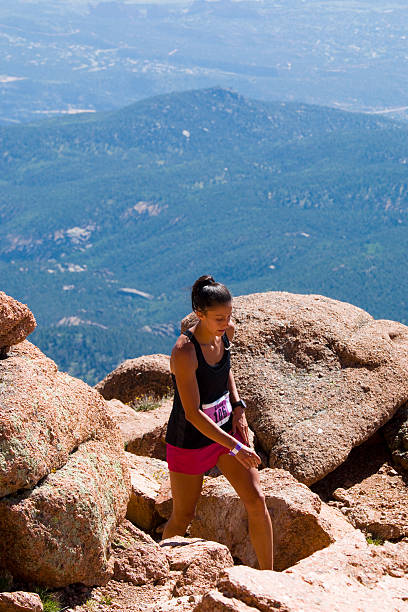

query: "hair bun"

left=191, top=275, right=231, bottom=312
left=196, top=274, right=215, bottom=289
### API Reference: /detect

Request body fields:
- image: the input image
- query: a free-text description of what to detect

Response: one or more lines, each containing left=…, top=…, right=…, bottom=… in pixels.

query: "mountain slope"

left=1, top=87, right=408, bottom=383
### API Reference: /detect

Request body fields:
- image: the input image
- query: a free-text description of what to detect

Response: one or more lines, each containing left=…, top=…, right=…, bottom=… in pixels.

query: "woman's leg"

left=161, top=471, right=204, bottom=539
left=216, top=453, right=273, bottom=570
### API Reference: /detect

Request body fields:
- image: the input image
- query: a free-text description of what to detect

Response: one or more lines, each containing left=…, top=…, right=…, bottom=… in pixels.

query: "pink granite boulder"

left=160, top=536, right=234, bottom=596
left=183, top=292, right=408, bottom=484
left=216, top=532, right=408, bottom=611
left=126, top=453, right=168, bottom=530
left=107, top=397, right=172, bottom=461
left=0, top=437, right=130, bottom=587
left=95, top=354, right=171, bottom=403
left=0, top=340, right=122, bottom=498
left=0, top=292, right=36, bottom=353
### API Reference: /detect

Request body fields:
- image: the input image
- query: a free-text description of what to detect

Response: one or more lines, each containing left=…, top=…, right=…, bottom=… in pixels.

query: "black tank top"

left=165, top=329, right=232, bottom=449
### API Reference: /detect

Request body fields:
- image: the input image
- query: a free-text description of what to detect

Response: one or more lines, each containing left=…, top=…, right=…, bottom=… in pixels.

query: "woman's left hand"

left=232, top=405, right=250, bottom=446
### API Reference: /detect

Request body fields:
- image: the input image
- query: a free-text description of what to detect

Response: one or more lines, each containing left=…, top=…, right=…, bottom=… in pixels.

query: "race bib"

left=202, top=392, right=232, bottom=427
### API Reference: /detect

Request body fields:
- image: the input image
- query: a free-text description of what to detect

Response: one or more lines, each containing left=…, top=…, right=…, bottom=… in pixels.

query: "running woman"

left=162, top=275, right=273, bottom=570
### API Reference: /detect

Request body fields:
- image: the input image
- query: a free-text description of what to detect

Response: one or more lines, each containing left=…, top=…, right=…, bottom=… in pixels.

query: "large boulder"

left=155, top=477, right=173, bottom=522
left=0, top=438, right=130, bottom=587
left=107, top=397, right=172, bottom=460
left=126, top=453, right=168, bottom=530
left=0, top=292, right=36, bottom=354
left=0, top=340, right=121, bottom=497
left=183, top=292, right=408, bottom=484
left=189, top=468, right=354, bottom=570
left=214, top=532, right=408, bottom=611
left=95, top=354, right=172, bottom=403
left=0, top=320, right=131, bottom=588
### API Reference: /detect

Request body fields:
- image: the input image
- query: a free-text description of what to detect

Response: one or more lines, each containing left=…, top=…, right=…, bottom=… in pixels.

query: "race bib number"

left=202, top=392, right=232, bottom=427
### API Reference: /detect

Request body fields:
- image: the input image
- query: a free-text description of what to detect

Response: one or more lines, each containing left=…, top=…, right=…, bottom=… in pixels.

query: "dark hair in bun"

left=191, top=275, right=232, bottom=312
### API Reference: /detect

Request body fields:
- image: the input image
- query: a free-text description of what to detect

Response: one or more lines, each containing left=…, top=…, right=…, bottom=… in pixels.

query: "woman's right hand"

left=235, top=444, right=261, bottom=470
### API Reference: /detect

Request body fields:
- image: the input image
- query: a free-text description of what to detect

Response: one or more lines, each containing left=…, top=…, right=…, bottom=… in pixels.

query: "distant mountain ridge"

left=2, top=0, right=408, bottom=123
left=1, top=87, right=407, bottom=383
left=0, top=87, right=396, bottom=167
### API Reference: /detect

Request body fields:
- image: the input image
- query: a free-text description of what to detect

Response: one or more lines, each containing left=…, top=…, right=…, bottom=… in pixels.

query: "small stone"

left=0, top=590, right=43, bottom=611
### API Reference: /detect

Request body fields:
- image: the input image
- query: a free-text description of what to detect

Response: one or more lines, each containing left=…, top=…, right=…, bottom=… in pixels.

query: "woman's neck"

left=194, top=322, right=218, bottom=345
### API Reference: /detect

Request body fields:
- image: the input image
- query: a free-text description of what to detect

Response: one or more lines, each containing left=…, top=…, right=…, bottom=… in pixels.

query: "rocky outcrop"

left=0, top=310, right=131, bottom=588
left=0, top=340, right=123, bottom=498
left=126, top=453, right=168, bottom=530
left=0, top=438, right=130, bottom=587
left=313, top=435, right=408, bottom=540
left=107, top=397, right=172, bottom=460
left=0, top=591, right=43, bottom=612
left=183, top=292, right=408, bottom=484
left=213, top=532, right=408, bottom=611
left=0, top=292, right=36, bottom=355
left=112, top=520, right=169, bottom=585
left=189, top=468, right=354, bottom=570
left=160, top=537, right=234, bottom=597
left=106, top=398, right=144, bottom=446
left=3, top=288, right=408, bottom=608
left=95, top=354, right=172, bottom=403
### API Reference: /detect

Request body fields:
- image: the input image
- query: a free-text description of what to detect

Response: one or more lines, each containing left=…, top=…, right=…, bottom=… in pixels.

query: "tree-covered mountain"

left=1, top=87, right=407, bottom=383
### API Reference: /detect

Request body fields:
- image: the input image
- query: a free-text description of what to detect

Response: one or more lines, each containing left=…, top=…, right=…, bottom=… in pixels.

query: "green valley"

left=1, top=87, right=407, bottom=383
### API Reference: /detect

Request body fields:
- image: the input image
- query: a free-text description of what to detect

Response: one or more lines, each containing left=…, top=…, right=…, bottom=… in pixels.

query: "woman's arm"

left=225, top=321, right=250, bottom=445
left=172, top=342, right=260, bottom=469
left=228, top=369, right=250, bottom=446
left=227, top=367, right=240, bottom=404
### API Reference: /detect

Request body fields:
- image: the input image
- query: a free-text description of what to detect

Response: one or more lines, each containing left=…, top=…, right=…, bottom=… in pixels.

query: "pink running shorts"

left=166, top=431, right=244, bottom=474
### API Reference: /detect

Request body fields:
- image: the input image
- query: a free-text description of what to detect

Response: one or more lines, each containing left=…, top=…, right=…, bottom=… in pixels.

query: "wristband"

left=231, top=399, right=247, bottom=411
left=229, top=442, right=243, bottom=456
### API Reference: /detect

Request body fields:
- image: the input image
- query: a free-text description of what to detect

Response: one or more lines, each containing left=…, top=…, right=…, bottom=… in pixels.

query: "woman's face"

left=197, top=301, right=233, bottom=337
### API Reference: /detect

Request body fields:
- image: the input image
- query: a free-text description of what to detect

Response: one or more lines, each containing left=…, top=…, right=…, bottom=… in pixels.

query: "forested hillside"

left=1, top=87, right=407, bottom=383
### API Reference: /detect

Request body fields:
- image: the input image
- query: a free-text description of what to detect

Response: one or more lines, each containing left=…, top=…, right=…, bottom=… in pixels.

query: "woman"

left=162, top=275, right=273, bottom=570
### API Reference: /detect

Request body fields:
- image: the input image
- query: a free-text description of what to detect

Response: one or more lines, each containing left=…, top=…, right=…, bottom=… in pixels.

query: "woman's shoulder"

left=171, top=330, right=197, bottom=373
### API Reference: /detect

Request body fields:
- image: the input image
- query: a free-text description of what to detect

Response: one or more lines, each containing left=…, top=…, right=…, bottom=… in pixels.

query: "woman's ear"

left=195, top=309, right=205, bottom=322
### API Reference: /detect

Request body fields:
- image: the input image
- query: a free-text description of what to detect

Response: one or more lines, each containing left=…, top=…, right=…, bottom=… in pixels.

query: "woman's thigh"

left=169, top=470, right=204, bottom=518
left=216, top=453, right=264, bottom=509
